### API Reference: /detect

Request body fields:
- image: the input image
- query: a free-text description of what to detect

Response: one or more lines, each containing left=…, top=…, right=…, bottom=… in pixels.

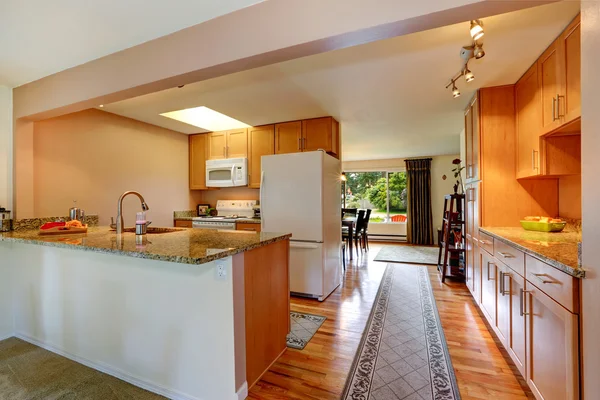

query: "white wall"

left=0, top=243, right=14, bottom=340
left=582, top=3, right=600, bottom=399
left=3, top=241, right=240, bottom=400
left=0, top=86, right=12, bottom=210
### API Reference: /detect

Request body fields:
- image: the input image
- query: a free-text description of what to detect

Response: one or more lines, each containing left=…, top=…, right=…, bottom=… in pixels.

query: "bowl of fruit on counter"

left=39, top=220, right=88, bottom=235
left=520, top=216, right=566, bottom=233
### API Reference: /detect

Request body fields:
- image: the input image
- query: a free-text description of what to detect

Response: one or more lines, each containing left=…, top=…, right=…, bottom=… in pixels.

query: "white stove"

left=192, top=200, right=257, bottom=230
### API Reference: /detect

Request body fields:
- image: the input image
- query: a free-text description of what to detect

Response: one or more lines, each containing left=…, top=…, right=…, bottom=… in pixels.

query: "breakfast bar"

left=0, top=227, right=291, bottom=400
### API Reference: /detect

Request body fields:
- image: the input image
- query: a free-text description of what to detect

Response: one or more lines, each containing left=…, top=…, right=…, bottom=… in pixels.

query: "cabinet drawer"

left=478, top=231, right=494, bottom=255
left=237, top=223, right=261, bottom=233
left=526, top=254, right=579, bottom=313
left=174, top=220, right=193, bottom=228
left=494, top=240, right=525, bottom=277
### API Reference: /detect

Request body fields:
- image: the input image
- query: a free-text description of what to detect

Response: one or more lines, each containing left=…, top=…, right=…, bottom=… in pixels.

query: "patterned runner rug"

left=286, top=312, right=326, bottom=350
left=342, top=264, right=461, bottom=400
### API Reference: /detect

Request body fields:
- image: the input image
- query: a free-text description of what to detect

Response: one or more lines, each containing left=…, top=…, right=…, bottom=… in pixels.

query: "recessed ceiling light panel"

left=160, top=106, right=250, bottom=131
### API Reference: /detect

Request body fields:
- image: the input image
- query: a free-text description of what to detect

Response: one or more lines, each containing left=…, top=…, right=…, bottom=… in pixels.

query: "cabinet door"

left=466, top=236, right=475, bottom=294
left=236, top=223, right=261, bottom=232
left=248, top=125, right=274, bottom=188
left=480, top=251, right=497, bottom=326
left=208, top=131, right=227, bottom=160
left=538, top=40, right=563, bottom=134
left=525, top=284, right=579, bottom=400
left=559, top=15, right=581, bottom=124
left=464, top=105, right=473, bottom=180
left=470, top=95, right=480, bottom=181
left=226, top=128, right=248, bottom=158
left=495, top=262, right=510, bottom=347
left=189, top=134, right=208, bottom=189
left=473, top=241, right=482, bottom=305
left=302, top=117, right=333, bottom=153
left=516, top=63, right=542, bottom=179
left=507, top=270, right=527, bottom=378
left=275, top=121, right=302, bottom=154
left=174, top=220, right=193, bottom=228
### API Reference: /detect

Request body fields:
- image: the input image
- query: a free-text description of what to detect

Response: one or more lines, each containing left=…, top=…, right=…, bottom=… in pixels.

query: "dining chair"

left=361, top=209, right=372, bottom=250
left=352, top=210, right=366, bottom=257
left=342, top=208, right=358, bottom=219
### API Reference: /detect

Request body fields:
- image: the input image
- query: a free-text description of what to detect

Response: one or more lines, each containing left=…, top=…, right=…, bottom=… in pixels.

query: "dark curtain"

left=405, top=158, right=434, bottom=245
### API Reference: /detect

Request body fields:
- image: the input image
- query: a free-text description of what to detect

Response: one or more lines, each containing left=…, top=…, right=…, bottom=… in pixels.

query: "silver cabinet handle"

left=552, top=96, right=557, bottom=122
left=487, top=261, right=494, bottom=281
left=519, top=289, right=531, bottom=316
left=499, top=271, right=510, bottom=296
left=497, top=251, right=514, bottom=259
left=298, top=137, right=301, bottom=151
left=223, top=146, right=226, bottom=158
left=479, top=239, right=488, bottom=245
left=557, top=94, right=565, bottom=119
left=532, top=273, right=556, bottom=285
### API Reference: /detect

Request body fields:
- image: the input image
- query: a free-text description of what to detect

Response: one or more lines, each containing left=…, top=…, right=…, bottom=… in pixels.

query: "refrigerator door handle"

left=259, top=171, right=265, bottom=224
left=290, top=242, right=320, bottom=249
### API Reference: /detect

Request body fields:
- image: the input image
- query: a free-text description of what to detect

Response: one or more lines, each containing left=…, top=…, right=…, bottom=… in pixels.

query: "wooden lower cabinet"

left=507, top=270, right=527, bottom=378
left=236, top=222, right=261, bottom=232
left=480, top=250, right=497, bottom=326
left=174, top=220, right=192, bottom=228
left=525, top=283, right=579, bottom=400
left=465, top=237, right=475, bottom=294
left=495, top=262, right=510, bottom=346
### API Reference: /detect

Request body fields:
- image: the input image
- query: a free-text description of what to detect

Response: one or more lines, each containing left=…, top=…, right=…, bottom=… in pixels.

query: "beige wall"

left=558, top=175, right=581, bottom=220
left=342, top=154, right=459, bottom=243
left=582, top=2, right=600, bottom=399
left=199, top=187, right=259, bottom=208
left=32, top=109, right=202, bottom=227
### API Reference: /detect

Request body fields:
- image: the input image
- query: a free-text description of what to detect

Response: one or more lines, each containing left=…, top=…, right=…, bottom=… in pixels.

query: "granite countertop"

left=173, top=216, right=195, bottom=221
left=0, top=226, right=290, bottom=265
left=480, top=227, right=583, bottom=278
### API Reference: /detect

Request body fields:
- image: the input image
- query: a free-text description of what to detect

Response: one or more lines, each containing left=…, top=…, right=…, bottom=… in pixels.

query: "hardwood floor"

left=248, top=243, right=533, bottom=399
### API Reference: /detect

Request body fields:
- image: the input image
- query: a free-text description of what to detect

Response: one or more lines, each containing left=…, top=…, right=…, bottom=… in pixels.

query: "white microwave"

left=206, top=158, right=248, bottom=187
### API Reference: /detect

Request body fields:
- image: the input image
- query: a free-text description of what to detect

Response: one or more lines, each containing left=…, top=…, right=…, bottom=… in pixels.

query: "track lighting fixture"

left=474, top=43, right=485, bottom=59
left=470, top=20, right=484, bottom=41
left=452, top=83, right=461, bottom=98
left=464, top=65, right=474, bottom=82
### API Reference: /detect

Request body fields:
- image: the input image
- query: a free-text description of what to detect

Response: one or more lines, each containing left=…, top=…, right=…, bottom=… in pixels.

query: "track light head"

left=470, top=20, right=484, bottom=41
left=474, top=43, right=485, bottom=59
left=452, top=82, right=461, bottom=98
left=464, top=66, right=475, bottom=83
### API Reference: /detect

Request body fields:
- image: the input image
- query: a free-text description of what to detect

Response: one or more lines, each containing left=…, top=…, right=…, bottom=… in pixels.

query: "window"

left=343, top=171, right=407, bottom=223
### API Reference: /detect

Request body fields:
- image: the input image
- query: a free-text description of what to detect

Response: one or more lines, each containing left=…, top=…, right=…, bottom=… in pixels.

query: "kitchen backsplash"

left=174, top=210, right=197, bottom=219
left=12, top=215, right=99, bottom=232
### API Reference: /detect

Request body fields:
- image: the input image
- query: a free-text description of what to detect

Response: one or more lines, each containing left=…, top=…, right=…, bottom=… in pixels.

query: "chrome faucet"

left=116, top=191, right=149, bottom=234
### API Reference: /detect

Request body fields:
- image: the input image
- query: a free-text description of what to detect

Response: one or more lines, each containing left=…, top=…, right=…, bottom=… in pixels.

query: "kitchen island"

left=0, top=227, right=291, bottom=400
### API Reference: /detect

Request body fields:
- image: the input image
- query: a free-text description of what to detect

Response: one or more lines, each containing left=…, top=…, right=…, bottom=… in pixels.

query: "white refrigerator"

left=261, top=151, right=342, bottom=301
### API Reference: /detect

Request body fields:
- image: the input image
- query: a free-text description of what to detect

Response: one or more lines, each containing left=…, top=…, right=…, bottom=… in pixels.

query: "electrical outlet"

left=216, top=263, right=227, bottom=280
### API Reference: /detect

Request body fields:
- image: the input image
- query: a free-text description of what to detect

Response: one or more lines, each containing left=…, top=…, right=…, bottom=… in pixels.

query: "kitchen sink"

left=110, top=227, right=184, bottom=234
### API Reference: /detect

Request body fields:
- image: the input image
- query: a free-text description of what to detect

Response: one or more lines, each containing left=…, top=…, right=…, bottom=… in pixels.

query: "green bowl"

left=520, top=220, right=566, bottom=232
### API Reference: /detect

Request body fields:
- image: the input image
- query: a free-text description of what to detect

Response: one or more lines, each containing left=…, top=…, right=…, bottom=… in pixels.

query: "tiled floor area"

left=0, top=338, right=164, bottom=399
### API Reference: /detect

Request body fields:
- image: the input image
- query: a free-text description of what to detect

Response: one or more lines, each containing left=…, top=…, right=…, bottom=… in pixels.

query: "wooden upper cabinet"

left=560, top=15, right=581, bottom=125
left=302, top=117, right=339, bottom=156
left=275, top=121, right=302, bottom=154
left=248, top=125, right=275, bottom=188
left=189, top=134, right=209, bottom=190
left=226, top=128, right=248, bottom=158
left=465, top=103, right=473, bottom=180
left=516, top=63, right=542, bottom=179
left=208, top=131, right=227, bottom=160
left=525, top=283, right=579, bottom=400
left=538, top=40, right=563, bottom=134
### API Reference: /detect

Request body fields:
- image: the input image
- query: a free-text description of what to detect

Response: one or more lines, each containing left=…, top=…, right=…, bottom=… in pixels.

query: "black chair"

left=361, top=209, right=372, bottom=250
left=346, top=210, right=365, bottom=257
left=342, top=208, right=358, bottom=219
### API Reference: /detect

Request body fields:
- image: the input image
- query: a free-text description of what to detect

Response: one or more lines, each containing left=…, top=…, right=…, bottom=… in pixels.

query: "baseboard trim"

left=236, top=382, right=248, bottom=400
left=0, top=334, right=14, bottom=342
left=15, top=333, right=203, bottom=400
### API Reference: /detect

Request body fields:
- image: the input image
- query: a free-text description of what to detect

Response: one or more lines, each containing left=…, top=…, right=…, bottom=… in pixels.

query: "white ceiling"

left=101, top=1, right=579, bottom=161
left=0, top=0, right=261, bottom=87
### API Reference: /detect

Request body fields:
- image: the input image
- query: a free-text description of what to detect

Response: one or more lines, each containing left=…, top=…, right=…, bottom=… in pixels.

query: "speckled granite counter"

left=0, top=226, right=290, bottom=265
left=480, top=227, right=583, bottom=278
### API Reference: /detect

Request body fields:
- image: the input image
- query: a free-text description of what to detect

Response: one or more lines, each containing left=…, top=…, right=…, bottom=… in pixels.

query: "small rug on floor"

left=286, top=312, right=326, bottom=350
left=342, top=264, right=461, bottom=400
left=374, top=245, right=439, bottom=266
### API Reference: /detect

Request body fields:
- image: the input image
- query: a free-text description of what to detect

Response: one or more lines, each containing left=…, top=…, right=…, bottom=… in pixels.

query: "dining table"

left=342, top=216, right=357, bottom=260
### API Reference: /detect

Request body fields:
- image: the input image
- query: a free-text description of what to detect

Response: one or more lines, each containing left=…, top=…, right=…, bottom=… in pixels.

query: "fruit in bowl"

left=520, top=216, right=566, bottom=232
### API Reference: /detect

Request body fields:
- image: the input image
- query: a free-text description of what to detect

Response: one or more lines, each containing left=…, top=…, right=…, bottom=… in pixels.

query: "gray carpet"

left=342, top=264, right=460, bottom=400
left=286, top=312, right=326, bottom=350
left=374, top=245, right=439, bottom=266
